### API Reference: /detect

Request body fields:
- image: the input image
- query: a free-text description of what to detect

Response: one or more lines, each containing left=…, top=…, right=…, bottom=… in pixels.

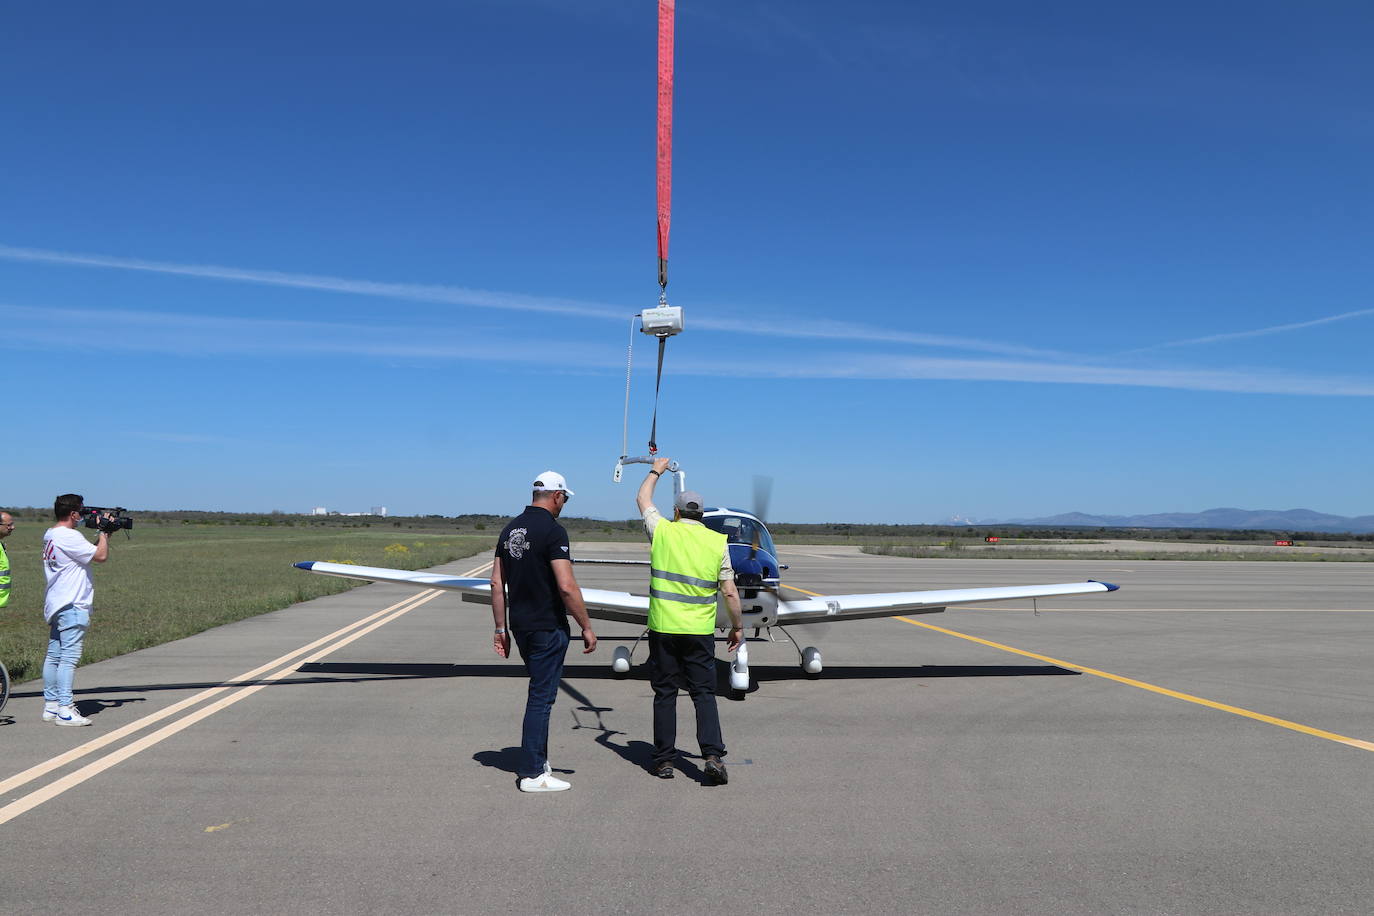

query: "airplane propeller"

left=749, top=474, right=773, bottom=560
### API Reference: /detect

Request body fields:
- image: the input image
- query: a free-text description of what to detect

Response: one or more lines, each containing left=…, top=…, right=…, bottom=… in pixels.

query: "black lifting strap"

left=648, top=334, right=667, bottom=454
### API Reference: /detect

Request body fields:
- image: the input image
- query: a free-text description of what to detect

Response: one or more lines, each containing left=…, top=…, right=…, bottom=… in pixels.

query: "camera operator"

left=40, top=494, right=114, bottom=727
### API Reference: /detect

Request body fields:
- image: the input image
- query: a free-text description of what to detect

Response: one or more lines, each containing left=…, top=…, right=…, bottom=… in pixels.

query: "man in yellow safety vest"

left=637, top=457, right=743, bottom=784
left=0, top=511, right=13, bottom=608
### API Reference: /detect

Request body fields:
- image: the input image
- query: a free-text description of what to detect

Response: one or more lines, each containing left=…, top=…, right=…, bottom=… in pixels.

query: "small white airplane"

left=295, top=465, right=1118, bottom=696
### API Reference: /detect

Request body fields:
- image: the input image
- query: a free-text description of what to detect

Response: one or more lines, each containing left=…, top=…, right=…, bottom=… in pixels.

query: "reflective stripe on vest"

left=648, top=520, right=727, bottom=635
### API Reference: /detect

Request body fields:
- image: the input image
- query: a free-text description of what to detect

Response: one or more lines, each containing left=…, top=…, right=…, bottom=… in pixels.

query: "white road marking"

left=0, top=559, right=490, bottom=825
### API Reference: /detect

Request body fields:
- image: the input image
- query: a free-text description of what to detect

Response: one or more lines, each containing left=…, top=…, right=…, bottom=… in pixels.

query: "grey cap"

left=674, top=490, right=705, bottom=513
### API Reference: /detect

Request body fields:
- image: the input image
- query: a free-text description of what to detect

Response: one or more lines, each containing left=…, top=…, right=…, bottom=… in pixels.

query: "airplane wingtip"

left=1090, top=579, right=1120, bottom=591
left=294, top=561, right=315, bottom=570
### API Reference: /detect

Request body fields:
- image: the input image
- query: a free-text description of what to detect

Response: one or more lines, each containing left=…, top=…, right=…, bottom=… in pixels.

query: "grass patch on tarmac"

left=0, top=524, right=488, bottom=684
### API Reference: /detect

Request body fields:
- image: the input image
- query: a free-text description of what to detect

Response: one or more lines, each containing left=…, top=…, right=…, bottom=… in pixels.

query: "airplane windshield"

left=703, top=515, right=776, bottom=557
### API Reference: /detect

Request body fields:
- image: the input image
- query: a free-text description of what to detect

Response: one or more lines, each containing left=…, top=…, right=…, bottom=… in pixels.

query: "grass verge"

left=0, top=524, right=489, bottom=684
left=863, top=544, right=1374, bottom=562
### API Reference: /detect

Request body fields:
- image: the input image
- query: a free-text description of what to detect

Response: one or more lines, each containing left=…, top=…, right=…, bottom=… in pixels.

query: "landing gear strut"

left=778, top=626, right=823, bottom=678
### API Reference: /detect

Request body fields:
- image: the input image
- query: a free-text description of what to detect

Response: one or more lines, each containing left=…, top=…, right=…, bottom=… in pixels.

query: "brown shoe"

left=653, top=762, right=675, bottom=779
left=703, top=756, right=728, bottom=785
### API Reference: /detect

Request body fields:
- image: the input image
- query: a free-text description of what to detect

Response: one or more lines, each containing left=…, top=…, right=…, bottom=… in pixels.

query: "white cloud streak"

left=5, top=302, right=1372, bottom=398
left=0, top=244, right=1066, bottom=359
left=674, top=353, right=1374, bottom=397
left=1134, top=307, right=1374, bottom=351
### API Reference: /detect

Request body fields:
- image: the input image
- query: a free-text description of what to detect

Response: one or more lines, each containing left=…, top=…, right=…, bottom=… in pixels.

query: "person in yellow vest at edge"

left=637, top=457, right=743, bottom=784
left=0, top=511, right=14, bottom=608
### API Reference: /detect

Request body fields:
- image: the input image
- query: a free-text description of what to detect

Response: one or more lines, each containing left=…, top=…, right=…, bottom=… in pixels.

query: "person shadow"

left=472, top=679, right=713, bottom=783
left=563, top=678, right=714, bottom=784
left=75, top=696, right=147, bottom=720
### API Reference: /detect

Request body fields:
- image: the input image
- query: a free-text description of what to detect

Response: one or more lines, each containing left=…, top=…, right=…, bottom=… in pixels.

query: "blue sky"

left=3, top=1, right=1372, bottom=523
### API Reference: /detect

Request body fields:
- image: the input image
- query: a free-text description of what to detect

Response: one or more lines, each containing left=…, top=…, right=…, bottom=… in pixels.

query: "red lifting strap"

left=656, top=0, right=674, bottom=291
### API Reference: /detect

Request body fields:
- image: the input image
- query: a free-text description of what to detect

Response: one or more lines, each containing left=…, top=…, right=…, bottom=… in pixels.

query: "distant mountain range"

left=964, top=508, right=1374, bottom=534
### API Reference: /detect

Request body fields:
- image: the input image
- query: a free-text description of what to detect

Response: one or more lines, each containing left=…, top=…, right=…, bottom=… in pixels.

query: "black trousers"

left=648, top=631, right=725, bottom=765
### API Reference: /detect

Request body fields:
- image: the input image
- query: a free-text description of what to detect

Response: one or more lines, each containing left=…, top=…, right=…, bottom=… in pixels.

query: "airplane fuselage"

left=703, top=508, right=783, bottom=628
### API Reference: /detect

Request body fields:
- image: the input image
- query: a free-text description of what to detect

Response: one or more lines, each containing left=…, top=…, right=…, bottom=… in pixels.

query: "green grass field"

left=0, top=522, right=490, bottom=684
left=5, top=509, right=1370, bottom=690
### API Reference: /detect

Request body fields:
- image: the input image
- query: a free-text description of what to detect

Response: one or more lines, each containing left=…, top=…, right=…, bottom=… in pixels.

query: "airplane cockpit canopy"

left=703, top=513, right=777, bottom=558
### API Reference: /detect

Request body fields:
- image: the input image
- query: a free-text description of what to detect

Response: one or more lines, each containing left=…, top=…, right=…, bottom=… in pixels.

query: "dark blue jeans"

left=512, top=628, right=570, bottom=779
left=648, top=632, right=725, bottom=765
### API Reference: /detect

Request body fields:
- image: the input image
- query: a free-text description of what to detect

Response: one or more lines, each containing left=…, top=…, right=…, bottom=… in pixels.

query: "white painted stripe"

left=0, top=590, right=436, bottom=798
left=0, top=590, right=444, bottom=825
left=0, top=559, right=491, bottom=824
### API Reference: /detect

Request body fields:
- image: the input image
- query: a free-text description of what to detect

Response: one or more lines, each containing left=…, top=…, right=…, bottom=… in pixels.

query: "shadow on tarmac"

left=7, top=661, right=1077, bottom=702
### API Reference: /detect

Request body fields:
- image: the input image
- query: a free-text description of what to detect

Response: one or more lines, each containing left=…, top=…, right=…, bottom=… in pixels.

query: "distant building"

left=370, top=506, right=388, bottom=517
left=311, top=507, right=328, bottom=516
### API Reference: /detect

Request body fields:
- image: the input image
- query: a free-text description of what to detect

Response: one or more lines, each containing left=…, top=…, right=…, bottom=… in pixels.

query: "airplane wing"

left=293, top=561, right=650, bottom=625
left=296, top=562, right=1113, bottom=629
left=775, top=580, right=1118, bottom=624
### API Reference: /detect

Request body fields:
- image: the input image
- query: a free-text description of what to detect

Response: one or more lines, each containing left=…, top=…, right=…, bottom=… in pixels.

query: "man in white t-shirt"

left=41, top=494, right=113, bottom=726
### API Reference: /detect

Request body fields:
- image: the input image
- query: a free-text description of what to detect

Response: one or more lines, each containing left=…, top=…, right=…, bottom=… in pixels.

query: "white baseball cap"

left=533, top=471, right=575, bottom=497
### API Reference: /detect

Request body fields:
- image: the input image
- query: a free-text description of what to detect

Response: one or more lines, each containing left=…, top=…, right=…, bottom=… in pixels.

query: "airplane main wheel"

left=611, top=646, right=632, bottom=676
left=801, top=647, right=823, bottom=677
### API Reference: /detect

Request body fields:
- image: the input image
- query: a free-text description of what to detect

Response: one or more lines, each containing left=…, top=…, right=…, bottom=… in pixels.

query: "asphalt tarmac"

left=2, top=546, right=1371, bottom=915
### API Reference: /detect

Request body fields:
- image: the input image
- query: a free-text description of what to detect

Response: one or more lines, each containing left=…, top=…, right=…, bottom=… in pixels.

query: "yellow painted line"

left=892, top=615, right=1374, bottom=754
left=782, top=580, right=1374, bottom=753
left=0, top=559, right=492, bottom=824
left=0, top=588, right=444, bottom=825
left=1000, top=608, right=1374, bottom=613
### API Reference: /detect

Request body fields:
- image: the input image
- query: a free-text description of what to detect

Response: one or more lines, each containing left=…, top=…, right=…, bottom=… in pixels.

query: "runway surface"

left=2, top=545, right=1372, bottom=915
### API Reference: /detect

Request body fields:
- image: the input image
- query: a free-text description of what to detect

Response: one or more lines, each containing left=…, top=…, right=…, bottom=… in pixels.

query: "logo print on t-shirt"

left=505, top=528, right=529, bottom=559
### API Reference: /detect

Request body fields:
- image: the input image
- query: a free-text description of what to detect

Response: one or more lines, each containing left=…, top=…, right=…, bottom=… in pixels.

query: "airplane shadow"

left=6, top=661, right=1077, bottom=702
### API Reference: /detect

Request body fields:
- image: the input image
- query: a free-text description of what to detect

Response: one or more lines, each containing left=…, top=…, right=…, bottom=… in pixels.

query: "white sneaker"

left=42, top=705, right=58, bottom=722
left=518, top=773, right=571, bottom=793
left=54, top=706, right=91, bottom=726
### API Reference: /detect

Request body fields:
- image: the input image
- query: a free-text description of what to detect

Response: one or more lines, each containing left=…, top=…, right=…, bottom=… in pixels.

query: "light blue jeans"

left=43, top=605, right=90, bottom=707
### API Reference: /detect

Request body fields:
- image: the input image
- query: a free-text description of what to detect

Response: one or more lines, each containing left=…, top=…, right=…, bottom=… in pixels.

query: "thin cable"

left=621, top=315, right=637, bottom=459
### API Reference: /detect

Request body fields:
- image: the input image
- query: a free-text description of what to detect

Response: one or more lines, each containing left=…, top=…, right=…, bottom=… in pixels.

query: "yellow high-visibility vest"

left=648, top=520, right=727, bottom=635
left=0, top=541, right=10, bottom=608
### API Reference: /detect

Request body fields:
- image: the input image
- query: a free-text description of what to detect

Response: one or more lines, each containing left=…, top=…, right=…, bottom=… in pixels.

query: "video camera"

left=80, top=506, right=134, bottom=534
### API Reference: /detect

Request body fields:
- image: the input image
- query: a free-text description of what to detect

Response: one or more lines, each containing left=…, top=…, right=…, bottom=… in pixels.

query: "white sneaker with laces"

left=518, top=772, right=571, bottom=793
left=54, top=705, right=91, bottom=726
left=42, top=705, right=59, bottom=722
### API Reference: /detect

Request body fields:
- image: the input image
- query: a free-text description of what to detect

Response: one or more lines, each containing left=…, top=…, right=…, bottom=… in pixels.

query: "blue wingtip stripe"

left=294, top=562, right=315, bottom=570
left=1087, top=579, right=1121, bottom=591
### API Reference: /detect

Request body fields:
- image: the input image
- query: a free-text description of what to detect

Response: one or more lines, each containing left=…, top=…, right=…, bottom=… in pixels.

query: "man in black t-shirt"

left=491, top=470, right=598, bottom=793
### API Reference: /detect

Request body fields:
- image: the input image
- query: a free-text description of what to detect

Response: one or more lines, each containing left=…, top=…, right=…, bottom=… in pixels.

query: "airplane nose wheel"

left=729, top=641, right=750, bottom=699
left=611, top=645, right=632, bottom=677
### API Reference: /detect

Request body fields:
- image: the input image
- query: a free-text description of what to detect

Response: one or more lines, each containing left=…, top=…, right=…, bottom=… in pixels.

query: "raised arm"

left=636, top=456, right=672, bottom=515
left=92, top=530, right=111, bottom=564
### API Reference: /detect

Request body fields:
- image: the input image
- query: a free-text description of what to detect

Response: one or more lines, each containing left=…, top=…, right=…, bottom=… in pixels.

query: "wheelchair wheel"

left=0, top=662, right=9, bottom=716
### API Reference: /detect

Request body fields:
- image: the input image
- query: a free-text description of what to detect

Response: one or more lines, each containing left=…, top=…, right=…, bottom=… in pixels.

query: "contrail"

left=0, top=243, right=1067, bottom=359
left=1131, top=307, right=1374, bottom=351
left=4, top=302, right=1371, bottom=397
